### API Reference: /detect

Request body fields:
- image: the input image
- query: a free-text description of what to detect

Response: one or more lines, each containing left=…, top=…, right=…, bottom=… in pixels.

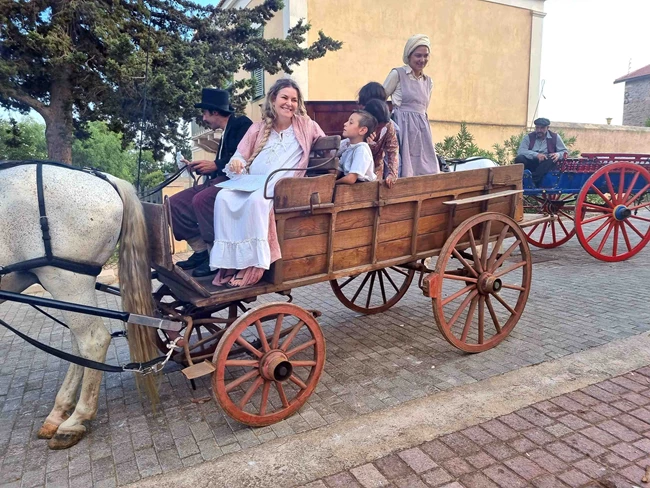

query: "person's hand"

left=367, top=132, right=377, bottom=144
left=550, top=153, right=560, bottom=162
left=536, top=153, right=546, bottom=162
left=384, top=175, right=396, bottom=189
left=228, top=159, right=245, bottom=175
left=188, top=160, right=217, bottom=175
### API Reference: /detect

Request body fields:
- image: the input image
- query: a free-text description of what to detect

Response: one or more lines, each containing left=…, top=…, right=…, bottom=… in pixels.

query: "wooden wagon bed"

left=144, top=163, right=524, bottom=308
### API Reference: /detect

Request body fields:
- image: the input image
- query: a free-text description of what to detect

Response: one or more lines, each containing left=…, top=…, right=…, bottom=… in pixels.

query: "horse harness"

left=0, top=160, right=117, bottom=279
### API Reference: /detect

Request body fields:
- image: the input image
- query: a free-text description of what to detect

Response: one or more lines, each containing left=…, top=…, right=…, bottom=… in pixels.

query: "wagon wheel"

left=212, top=302, right=325, bottom=427
left=329, top=266, right=416, bottom=314
left=431, top=212, right=532, bottom=353
left=523, top=194, right=577, bottom=248
left=575, top=162, right=650, bottom=262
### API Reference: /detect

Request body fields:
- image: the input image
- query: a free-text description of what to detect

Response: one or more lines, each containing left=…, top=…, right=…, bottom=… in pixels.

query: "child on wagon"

left=335, top=110, right=378, bottom=185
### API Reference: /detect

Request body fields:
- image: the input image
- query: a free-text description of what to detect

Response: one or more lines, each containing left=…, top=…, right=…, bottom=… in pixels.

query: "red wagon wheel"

left=575, top=162, right=650, bottom=262
left=523, top=194, right=576, bottom=248
left=212, top=302, right=325, bottom=427
left=330, top=266, right=415, bottom=315
left=431, top=213, right=532, bottom=353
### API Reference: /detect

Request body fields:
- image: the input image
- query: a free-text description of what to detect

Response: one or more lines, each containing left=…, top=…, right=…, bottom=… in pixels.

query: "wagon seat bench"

left=143, top=139, right=532, bottom=427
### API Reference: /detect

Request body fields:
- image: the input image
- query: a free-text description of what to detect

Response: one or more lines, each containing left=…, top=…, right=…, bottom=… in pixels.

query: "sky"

left=538, top=0, right=650, bottom=125
left=5, top=0, right=650, bottom=127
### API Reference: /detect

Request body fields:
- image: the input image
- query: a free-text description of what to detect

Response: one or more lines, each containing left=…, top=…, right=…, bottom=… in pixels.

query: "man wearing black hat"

left=171, top=88, right=253, bottom=277
left=515, top=118, right=568, bottom=187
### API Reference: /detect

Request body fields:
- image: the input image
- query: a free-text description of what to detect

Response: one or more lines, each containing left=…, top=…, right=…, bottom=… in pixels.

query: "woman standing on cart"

left=383, top=34, right=439, bottom=177
left=209, top=78, right=325, bottom=288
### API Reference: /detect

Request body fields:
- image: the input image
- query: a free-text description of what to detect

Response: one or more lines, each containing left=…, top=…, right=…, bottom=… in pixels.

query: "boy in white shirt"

left=336, top=110, right=378, bottom=185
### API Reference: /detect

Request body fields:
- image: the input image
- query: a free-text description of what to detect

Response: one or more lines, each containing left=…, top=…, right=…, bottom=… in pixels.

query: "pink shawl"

left=235, top=115, right=325, bottom=264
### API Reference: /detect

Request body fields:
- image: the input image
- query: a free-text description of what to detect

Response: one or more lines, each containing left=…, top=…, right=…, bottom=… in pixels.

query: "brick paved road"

left=302, top=366, right=650, bottom=488
left=1, top=234, right=650, bottom=487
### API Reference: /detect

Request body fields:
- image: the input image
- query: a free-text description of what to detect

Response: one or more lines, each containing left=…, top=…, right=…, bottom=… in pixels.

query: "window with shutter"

left=251, top=68, right=264, bottom=100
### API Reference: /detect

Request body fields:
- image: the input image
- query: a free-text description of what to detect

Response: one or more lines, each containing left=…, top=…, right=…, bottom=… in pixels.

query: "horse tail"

left=107, top=175, right=159, bottom=408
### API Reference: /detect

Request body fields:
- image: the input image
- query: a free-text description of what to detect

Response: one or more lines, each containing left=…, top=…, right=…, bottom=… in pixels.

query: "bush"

left=435, top=122, right=496, bottom=160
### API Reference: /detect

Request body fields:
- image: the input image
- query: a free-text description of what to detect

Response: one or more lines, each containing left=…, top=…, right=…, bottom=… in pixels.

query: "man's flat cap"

left=534, top=117, right=551, bottom=127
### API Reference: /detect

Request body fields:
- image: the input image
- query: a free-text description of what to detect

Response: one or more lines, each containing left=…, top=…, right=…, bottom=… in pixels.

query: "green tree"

left=0, top=118, right=47, bottom=160
left=644, top=117, right=650, bottom=128
left=0, top=0, right=341, bottom=163
left=435, top=122, right=496, bottom=160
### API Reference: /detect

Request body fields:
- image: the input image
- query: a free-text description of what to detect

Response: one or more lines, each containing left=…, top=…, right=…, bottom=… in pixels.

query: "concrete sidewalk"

left=126, top=331, right=650, bottom=488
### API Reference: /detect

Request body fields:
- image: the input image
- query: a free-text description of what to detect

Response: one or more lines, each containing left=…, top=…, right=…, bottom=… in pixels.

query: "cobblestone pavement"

left=1, top=235, right=650, bottom=487
left=302, top=366, right=650, bottom=488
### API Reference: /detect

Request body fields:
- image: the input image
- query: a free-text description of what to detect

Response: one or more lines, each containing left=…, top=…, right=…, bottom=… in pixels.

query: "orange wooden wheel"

left=212, top=302, right=326, bottom=427
left=330, top=267, right=415, bottom=315
left=431, top=213, right=532, bottom=353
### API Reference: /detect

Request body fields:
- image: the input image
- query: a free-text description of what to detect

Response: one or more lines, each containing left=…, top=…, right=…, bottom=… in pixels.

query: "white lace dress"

left=209, top=126, right=303, bottom=270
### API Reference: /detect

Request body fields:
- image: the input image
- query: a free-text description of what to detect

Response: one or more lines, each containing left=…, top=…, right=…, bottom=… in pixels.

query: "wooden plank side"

left=376, top=237, right=411, bottom=262
left=282, top=233, right=328, bottom=260
left=283, top=254, right=327, bottom=281
left=380, top=201, right=416, bottom=223
left=336, top=208, right=375, bottom=230
left=283, top=214, right=330, bottom=239
left=333, top=226, right=374, bottom=251
left=416, top=230, right=447, bottom=254
left=378, top=219, right=414, bottom=242
left=274, top=174, right=336, bottom=210
left=333, top=246, right=372, bottom=271
left=333, top=181, right=379, bottom=205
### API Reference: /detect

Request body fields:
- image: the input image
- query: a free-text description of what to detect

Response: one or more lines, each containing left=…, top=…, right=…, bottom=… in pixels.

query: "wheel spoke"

left=550, top=221, right=557, bottom=243
left=585, top=218, right=613, bottom=243
left=625, top=183, right=650, bottom=206
left=350, top=273, right=372, bottom=304
left=491, top=291, right=517, bottom=317
left=289, top=374, right=307, bottom=390
left=365, top=272, right=376, bottom=309
left=285, top=339, right=316, bottom=358
left=478, top=296, right=485, bottom=344
left=235, top=336, right=263, bottom=358
left=467, top=230, right=483, bottom=273
left=451, top=249, right=480, bottom=278
left=442, top=283, right=476, bottom=306
left=582, top=213, right=609, bottom=225
left=612, top=222, right=620, bottom=257
left=525, top=223, right=540, bottom=237
left=276, top=381, right=289, bottom=407
left=254, top=320, right=270, bottom=353
left=630, top=214, right=650, bottom=223
left=556, top=216, right=571, bottom=236
left=225, top=359, right=259, bottom=367
left=338, top=275, right=359, bottom=290
left=382, top=269, right=400, bottom=293
left=620, top=222, right=633, bottom=252
left=493, top=260, right=527, bottom=278
left=625, top=219, right=645, bottom=239
left=492, top=239, right=521, bottom=271
left=628, top=199, right=650, bottom=211
left=480, top=220, right=492, bottom=270
left=238, top=376, right=264, bottom=409
left=446, top=289, right=479, bottom=330
left=290, top=360, right=317, bottom=367
left=538, top=221, right=549, bottom=243
left=389, top=266, right=410, bottom=278
left=271, top=313, right=284, bottom=349
left=485, top=296, right=501, bottom=333
left=442, top=274, right=478, bottom=283
left=596, top=222, right=614, bottom=254
left=604, top=172, right=617, bottom=205
left=488, top=225, right=509, bottom=271
left=501, top=283, right=526, bottom=291
left=582, top=202, right=610, bottom=213
left=225, top=369, right=259, bottom=393
left=378, top=271, right=388, bottom=304
left=591, top=184, right=614, bottom=207
left=618, top=167, right=626, bottom=202
left=460, top=296, right=478, bottom=343
left=259, top=381, right=271, bottom=416
left=624, top=171, right=640, bottom=202
left=280, top=320, right=305, bottom=352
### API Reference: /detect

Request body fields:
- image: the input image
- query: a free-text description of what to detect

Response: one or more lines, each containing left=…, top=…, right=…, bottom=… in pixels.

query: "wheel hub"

left=259, top=350, right=293, bottom=382
left=477, top=272, right=502, bottom=295
left=613, top=204, right=632, bottom=221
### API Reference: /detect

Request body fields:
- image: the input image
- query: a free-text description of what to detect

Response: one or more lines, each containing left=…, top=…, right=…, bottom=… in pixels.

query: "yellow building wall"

left=306, top=0, right=531, bottom=127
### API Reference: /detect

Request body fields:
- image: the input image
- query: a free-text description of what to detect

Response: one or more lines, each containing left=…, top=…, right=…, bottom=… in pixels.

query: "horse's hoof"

left=37, top=422, right=60, bottom=439
left=48, top=431, right=85, bottom=450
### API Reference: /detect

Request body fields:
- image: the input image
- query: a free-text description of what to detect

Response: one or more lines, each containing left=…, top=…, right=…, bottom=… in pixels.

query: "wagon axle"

left=477, top=273, right=502, bottom=295
left=260, top=350, right=293, bottom=382
left=613, top=205, right=632, bottom=221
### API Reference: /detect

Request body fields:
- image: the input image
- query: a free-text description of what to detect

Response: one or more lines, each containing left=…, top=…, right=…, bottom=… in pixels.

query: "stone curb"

left=125, top=331, right=650, bottom=488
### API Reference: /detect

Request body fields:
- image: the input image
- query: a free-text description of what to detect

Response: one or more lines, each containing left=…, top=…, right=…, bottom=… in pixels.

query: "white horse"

left=0, top=162, right=158, bottom=449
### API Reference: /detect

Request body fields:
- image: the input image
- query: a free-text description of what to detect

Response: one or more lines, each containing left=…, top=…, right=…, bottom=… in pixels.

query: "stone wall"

left=553, top=122, right=650, bottom=155
left=623, top=78, right=650, bottom=127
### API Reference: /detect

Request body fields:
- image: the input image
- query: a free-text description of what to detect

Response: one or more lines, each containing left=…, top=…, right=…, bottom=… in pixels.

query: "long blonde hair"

left=247, top=78, right=306, bottom=166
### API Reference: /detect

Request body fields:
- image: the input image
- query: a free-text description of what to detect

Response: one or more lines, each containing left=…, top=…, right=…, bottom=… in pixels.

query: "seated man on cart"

left=515, top=118, right=568, bottom=187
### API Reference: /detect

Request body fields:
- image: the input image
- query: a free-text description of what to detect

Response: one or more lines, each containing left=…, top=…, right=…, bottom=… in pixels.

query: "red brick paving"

left=305, top=367, right=650, bottom=488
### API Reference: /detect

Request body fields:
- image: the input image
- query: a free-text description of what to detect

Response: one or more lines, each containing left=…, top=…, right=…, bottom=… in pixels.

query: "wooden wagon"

left=144, top=137, right=531, bottom=427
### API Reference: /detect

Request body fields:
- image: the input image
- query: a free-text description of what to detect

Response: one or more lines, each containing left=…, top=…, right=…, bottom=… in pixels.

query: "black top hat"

left=194, top=88, right=234, bottom=114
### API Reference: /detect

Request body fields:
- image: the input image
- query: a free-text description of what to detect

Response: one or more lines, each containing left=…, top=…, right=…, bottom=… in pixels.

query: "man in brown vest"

left=515, top=118, right=568, bottom=187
